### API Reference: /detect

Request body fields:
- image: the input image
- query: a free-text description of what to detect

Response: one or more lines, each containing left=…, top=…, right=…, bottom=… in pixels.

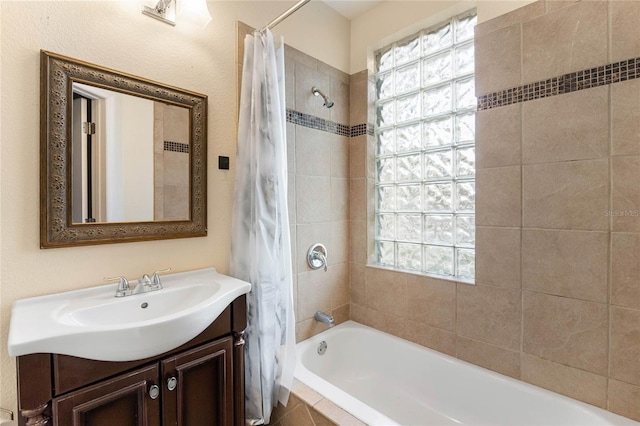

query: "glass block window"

left=374, top=11, right=477, bottom=280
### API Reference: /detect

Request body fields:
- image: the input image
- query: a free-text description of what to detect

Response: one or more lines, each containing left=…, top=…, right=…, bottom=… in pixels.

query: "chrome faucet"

left=314, top=311, right=335, bottom=328
left=106, top=268, right=171, bottom=297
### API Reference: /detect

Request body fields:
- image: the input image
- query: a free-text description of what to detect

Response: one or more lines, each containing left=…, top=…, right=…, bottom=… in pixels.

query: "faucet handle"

left=104, top=276, right=131, bottom=297
left=151, top=267, right=171, bottom=286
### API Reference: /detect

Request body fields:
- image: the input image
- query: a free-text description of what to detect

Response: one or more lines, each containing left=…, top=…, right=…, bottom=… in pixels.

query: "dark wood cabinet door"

left=161, top=337, right=234, bottom=426
left=52, top=364, right=161, bottom=426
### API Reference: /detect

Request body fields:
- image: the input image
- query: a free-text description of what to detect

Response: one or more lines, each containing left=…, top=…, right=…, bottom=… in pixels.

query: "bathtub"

left=294, top=321, right=638, bottom=426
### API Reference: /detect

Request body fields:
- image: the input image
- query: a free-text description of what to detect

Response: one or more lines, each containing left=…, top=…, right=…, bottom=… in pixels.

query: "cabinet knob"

left=167, top=376, right=178, bottom=391
left=149, top=384, right=160, bottom=399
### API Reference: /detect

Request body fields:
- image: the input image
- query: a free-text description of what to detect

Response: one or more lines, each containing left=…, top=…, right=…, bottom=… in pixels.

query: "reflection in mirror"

left=40, top=50, right=207, bottom=248
left=71, top=83, right=190, bottom=224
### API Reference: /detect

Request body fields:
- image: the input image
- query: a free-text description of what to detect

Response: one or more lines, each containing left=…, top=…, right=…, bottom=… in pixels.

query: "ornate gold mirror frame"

left=40, top=51, right=207, bottom=248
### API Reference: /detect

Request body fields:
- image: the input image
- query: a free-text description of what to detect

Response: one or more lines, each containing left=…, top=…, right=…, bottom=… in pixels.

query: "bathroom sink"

left=8, top=268, right=251, bottom=361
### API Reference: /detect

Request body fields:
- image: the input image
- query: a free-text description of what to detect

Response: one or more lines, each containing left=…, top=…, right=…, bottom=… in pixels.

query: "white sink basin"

left=8, top=268, right=251, bottom=361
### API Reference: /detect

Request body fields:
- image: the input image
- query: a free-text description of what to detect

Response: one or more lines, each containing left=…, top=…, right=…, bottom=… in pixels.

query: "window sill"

left=365, top=263, right=476, bottom=285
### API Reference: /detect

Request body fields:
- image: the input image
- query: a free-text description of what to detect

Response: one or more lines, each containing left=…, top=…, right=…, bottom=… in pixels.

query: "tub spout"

left=314, top=311, right=335, bottom=327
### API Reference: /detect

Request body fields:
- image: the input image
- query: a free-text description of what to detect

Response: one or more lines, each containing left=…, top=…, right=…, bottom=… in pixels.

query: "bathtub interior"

left=294, top=321, right=639, bottom=426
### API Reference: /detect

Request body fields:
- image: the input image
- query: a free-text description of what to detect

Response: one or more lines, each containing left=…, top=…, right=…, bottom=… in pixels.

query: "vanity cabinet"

left=15, top=296, right=246, bottom=426
left=53, top=364, right=161, bottom=426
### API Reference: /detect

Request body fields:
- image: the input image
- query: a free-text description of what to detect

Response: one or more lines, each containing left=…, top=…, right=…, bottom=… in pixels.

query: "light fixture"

left=142, top=0, right=212, bottom=27
left=142, top=0, right=177, bottom=26
left=178, top=0, right=212, bottom=27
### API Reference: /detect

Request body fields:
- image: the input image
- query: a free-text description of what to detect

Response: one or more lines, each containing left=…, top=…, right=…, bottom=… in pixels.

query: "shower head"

left=312, top=86, right=334, bottom=108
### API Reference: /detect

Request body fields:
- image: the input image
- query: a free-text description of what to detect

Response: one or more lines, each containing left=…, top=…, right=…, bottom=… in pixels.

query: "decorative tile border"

left=164, top=141, right=189, bottom=153
left=478, top=56, right=640, bottom=110
left=286, top=109, right=350, bottom=137
left=286, top=108, right=373, bottom=138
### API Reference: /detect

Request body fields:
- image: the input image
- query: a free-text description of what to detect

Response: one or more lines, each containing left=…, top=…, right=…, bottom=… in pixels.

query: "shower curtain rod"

left=260, top=0, right=311, bottom=31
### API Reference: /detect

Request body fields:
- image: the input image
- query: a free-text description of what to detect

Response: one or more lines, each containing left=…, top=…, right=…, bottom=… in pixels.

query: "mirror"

left=41, top=51, right=207, bottom=248
left=71, top=83, right=190, bottom=224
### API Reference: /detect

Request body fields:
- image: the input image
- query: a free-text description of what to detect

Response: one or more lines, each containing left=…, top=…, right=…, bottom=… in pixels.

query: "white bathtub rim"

left=295, top=322, right=400, bottom=425
left=294, top=320, right=639, bottom=426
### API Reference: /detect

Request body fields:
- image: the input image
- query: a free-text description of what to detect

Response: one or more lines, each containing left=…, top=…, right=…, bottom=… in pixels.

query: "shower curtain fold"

left=230, top=29, right=296, bottom=426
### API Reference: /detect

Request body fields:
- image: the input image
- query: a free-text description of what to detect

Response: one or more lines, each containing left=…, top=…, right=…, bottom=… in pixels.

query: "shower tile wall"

left=153, top=102, right=190, bottom=220
left=285, top=45, right=351, bottom=342
left=350, top=1, right=640, bottom=421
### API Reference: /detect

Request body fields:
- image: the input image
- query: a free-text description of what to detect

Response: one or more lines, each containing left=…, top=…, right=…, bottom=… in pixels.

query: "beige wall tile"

left=295, top=126, right=330, bottom=176
left=296, top=317, right=328, bottom=342
left=163, top=152, right=189, bottom=187
left=457, top=336, right=521, bottom=379
left=163, top=185, right=189, bottom=220
left=297, top=270, right=333, bottom=321
left=523, top=291, right=608, bottom=375
left=474, top=1, right=545, bottom=37
left=314, top=399, right=366, bottom=426
left=521, top=229, right=608, bottom=303
left=522, top=87, right=609, bottom=164
left=350, top=70, right=368, bottom=126
left=610, top=0, right=640, bottom=63
left=350, top=262, right=366, bottom=305
left=349, top=178, right=367, bottom=221
left=296, top=175, right=331, bottom=223
left=318, top=60, right=350, bottom=86
left=611, top=233, right=640, bottom=310
left=406, top=274, right=456, bottom=331
left=475, top=23, right=521, bottom=94
left=329, top=220, right=349, bottom=265
left=286, top=122, right=296, bottom=174
left=350, top=220, right=367, bottom=264
left=475, top=103, right=521, bottom=169
left=365, top=267, right=407, bottom=317
left=329, top=77, right=350, bottom=125
left=285, top=52, right=295, bottom=110
left=521, top=354, right=607, bottom=408
left=295, top=62, right=330, bottom=120
left=610, top=306, right=640, bottom=386
left=308, top=407, right=338, bottom=426
left=612, top=156, right=640, bottom=232
left=285, top=44, right=318, bottom=70
left=288, top=173, right=297, bottom=225
left=608, top=379, right=640, bottom=422
left=611, top=79, right=640, bottom=156
left=522, top=1, right=608, bottom=83
left=292, top=379, right=324, bottom=406
left=331, top=303, right=350, bottom=326
left=476, top=166, right=521, bottom=227
left=545, top=0, right=580, bottom=13
left=523, top=159, right=609, bottom=230
left=475, top=226, right=521, bottom=288
left=329, top=262, right=350, bottom=309
left=457, top=283, right=522, bottom=351
left=364, top=308, right=408, bottom=340
left=331, top=135, right=349, bottom=178
left=349, top=136, right=366, bottom=179
left=330, top=178, right=349, bottom=221
left=408, top=320, right=456, bottom=356
left=350, top=303, right=366, bottom=323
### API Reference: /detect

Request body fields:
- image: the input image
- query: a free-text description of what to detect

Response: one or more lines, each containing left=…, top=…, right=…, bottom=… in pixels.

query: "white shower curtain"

left=230, top=29, right=296, bottom=426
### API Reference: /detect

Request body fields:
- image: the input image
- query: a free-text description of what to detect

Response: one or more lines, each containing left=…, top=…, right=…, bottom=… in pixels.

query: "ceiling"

left=322, top=0, right=385, bottom=20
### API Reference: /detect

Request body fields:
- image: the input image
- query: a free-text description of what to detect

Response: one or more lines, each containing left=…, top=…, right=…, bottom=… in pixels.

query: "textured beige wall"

left=0, top=0, right=349, bottom=416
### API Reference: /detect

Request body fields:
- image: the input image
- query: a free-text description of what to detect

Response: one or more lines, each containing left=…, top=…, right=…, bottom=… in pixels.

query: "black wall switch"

left=218, top=156, right=230, bottom=170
